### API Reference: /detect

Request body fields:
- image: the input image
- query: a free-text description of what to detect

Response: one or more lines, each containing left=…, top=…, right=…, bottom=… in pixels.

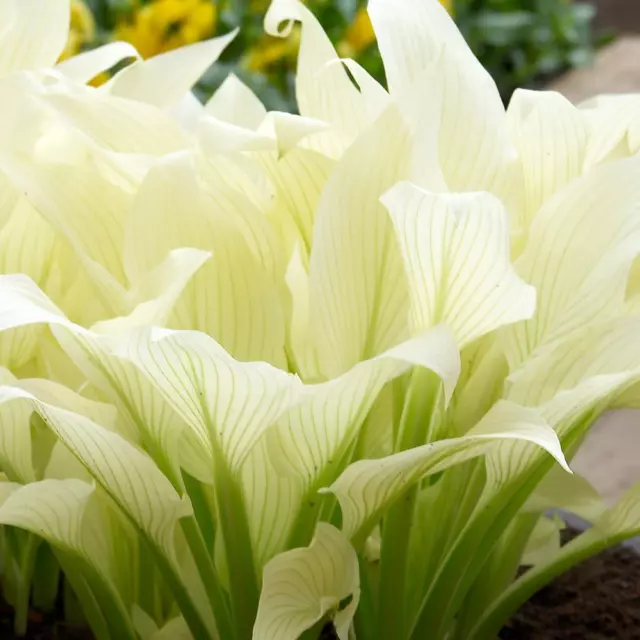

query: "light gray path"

left=544, top=41, right=640, bottom=504
left=550, top=37, right=640, bottom=102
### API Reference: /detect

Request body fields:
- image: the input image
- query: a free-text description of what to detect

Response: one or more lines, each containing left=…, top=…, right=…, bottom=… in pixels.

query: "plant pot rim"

left=550, top=508, right=640, bottom=553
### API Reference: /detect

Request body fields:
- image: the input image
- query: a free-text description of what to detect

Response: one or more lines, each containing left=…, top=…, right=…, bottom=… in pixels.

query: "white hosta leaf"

left=198, top=116, right=274, bottom=154
left=204, top=73, right=266, bottom=128
left=92, top=248, right=211, bottom=334
left=15, top=378, right=118, bottom=432
left=383, top=181, right=535, bottom=347
left=257, top=148, right=334, bottom=259
left=0, top=479, right=94, bottom=557
left=267, top=326, right=460, bottom=484
left=253, top=523, right=359, bottom=640
left=368, top=0, right=516, bottom=194
left=506, top=90, right=589, bottom=228
left=250, top=327, right=458, bottom=564
left=529, top=471, right=640, bottom=550
left=597, top=480, right=640, bottom=538
left=128, top=150, right=273, bottom=276
left=551, top=479, right=640, bottom=549
left=265, top=0, right=383, bottom=156
left=581, top=95, right=640, bottom=169
left=0, top=476, right=128, bottom=596
left=121, top=328, right=300, bottom=474
left=523, top=467, right=605, bottom=523
left=0, top=71, right=53, bottom=154
left=478, top=381, right=607, bottom=495
left=132, top=608, right=194, bottom=640
left=283, top=242, right=321, bottom=381
left=242, top=439, right=305, bottom=566
left=170, top=91, right=205, bottom=134
left=0, top=268, right=215, bottom=470
left=447, top=338, right=509, bottom=434
left=52, top=325, right=209, bottom=482
left=0, top=168, right=19, bottom=230
left=309, top=105, right=415, bottom=378
left=195, top=151, right=274, bottom=232
left=0, top=242, right=207, bottom=352
left=177, top=437, right=214, bottom=485
left=355, top=385, right=395, bottom=460
left=507, top=316, right=640, bottom=428
left=0, top=323, right=43, bottom=375
left=0, top=386, right=190, bottom=555
left=0, top=198, right=57, bottom=286
left=0, top=478, right=126, bottom=606
left=0, top=368, right=35, bottom=483
left=0, top=480, right=20, bottom=505
left=328, top=401, right=569, bottom=541
left=0, top=140, right=138, bottom=316
left=368, top=0, right=461, bottom=95
left=625, top=251, right=640, bottom=310
left=53, top=268, right=113, bottom=331
left=39, top=84, right=189, bottom=155
left=503, top=156, right=640, bottom=367
left=108, top=32, right=237, bottom=110
left=29, top=330, right=86, bottom=391
left=44, top=440, right=92, bottom=482
left=521, top=515, right=563, bottom=567
left=259, top=111, right=329, bottom=156
left=152, top=616, right=193, bottom=640
left=0, top=274, right=66, bottom=331
left=483, top=436, right=570, bottom=496
left=614, top=379, right=640, bottom=409
left=198, top=111, right=326, bottom=156
left=0, top=70, right=186, bottom=157
left=0, top=190, right=206, bottom=329
left=125, top=153, right=286, bottom=366
left=0, top=271, right=210, bottom=483
left=337, top=58, right=391, bottom=124
left=132, top=605, right=159, bottom=640
left=0, top=0, right=68, bottom=74
left=508, top=316, right=640, bottom=404
left=56, top=42, right=139, bottom=84
left=0, top=197, right=58, bottom=370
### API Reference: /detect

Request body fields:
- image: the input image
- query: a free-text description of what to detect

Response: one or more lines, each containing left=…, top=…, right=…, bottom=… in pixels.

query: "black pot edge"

left=548, top=508, right=640, bottom=554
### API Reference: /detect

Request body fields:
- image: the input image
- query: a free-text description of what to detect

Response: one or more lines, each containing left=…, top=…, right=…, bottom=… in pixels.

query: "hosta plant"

left=0, top=1, right=640, bottom=640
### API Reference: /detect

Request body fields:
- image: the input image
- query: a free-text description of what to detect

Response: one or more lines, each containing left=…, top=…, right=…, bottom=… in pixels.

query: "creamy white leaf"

left=253, top=523, right=359, bottom=640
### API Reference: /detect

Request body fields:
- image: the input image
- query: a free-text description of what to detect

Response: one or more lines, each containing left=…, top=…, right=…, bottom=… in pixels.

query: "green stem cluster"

left=377, top=367, right=442, bottom=639
left=211, top=444, right=260, bottom=640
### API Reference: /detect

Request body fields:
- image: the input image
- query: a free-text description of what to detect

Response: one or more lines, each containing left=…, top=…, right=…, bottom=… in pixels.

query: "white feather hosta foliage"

left=0, top=0, right=640, bottom=639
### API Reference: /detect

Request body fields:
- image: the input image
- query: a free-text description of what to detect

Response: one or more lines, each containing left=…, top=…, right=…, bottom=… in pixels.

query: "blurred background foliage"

left=69, top=0, right=599, bottom=109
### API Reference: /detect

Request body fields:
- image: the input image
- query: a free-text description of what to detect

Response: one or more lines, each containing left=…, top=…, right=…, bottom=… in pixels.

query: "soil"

left=500, top=529, right=640, bottom=640
left=0, top=602, right=91, bottom=640
left=2, top=529, right=640, bottom=639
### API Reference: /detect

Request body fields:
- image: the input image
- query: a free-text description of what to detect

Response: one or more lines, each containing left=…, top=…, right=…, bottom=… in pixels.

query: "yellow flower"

left=440, top=0, right=454, bottom=13
left=115, top=0, right=217, bottom=59
left=246, top=28, right=301, bottom=72
left=59, top=0, right=96, bottom=61
left=337, top=6, right=375, bottom=58
left=88, top=72, right=110, bottom=88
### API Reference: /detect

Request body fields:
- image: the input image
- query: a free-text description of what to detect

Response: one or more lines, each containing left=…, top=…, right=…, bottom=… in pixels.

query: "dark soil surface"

left=2, top=529, right=640, bottom=639
left=500, top=529, right=640, bottom=639
left=0, top=602, right=91, bottom=640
